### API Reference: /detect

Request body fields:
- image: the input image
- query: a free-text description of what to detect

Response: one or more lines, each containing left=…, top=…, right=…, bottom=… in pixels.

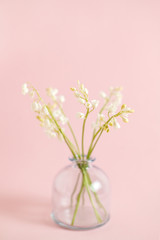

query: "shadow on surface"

left=0, top=193, right=59, bottom=229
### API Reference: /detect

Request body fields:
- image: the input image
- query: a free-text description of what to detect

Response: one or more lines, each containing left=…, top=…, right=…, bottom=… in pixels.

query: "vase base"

left=51, top=212, right=110, bottom=230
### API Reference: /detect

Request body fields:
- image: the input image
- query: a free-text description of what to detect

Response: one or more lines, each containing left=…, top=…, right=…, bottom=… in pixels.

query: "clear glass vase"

left=51, top=156, right=110, bottom=230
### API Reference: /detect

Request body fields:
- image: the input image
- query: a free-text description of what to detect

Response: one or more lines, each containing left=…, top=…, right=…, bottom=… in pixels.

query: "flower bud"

left=79, top=98, right=86, bottom=104
left=122, top=117, right=129, bottom=123
left=70, top=87, right=76, bottom=91
left=32, top=101, right=41, bottom=112
left=121, top=104, right=126, bottom=110
left=100, top=91, right=107, bottom=99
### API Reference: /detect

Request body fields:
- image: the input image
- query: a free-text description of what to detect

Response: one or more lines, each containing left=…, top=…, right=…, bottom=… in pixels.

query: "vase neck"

left=69, top=156, right=95, bottom=168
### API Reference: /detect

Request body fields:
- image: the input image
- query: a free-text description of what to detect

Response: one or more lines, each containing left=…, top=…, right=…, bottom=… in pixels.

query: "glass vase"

left=51, top=156, right=110, bottom=230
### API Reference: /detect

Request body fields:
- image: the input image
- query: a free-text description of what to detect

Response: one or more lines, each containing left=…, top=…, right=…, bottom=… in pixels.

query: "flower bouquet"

left=22, top=81, right=134, bottom=230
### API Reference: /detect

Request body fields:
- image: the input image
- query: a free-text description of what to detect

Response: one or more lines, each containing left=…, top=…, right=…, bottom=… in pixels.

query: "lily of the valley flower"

left=107, top=103, right=118, bottom=114
left=120, top=104, right=134, bottom=123
left=22, top=84, right=70, bottom=141
left=83, top=87, right=88, bottom=95
left=46, top=88, right=58, bottom=99
left=71, top=83, right=88, bottom=102
left=71, top=81, right=99, bottom=112
left=42, top=106, right=49, bottom=116
left=92, top=114, right=106, bottom=129
left=22, top=82, right=134, bottom=160
left=98, top=113, right=105, bottom=122
left=22, top=83, right=29, bottom=95
left=77, top=112, right=85, bottom=119
left=53, top=109, right=61, bottom=118
left=100, top=91, right=108, bottom=100
left=110, top=117, right=121, bottom=129
left=59, top=115, right=68, bottom=125
left=29, top=90, right=35, bottom=98
left=100, top=87, right=122, bottom=113
left=59, top=95, right=65, bottom=103
left=85, top=102, right=92, bottom=109
left=91, top=100, right=99, bottom=109
left=52, top=109, right=68, bottom=125
left=78, top=98, right=86, bottom=104
left=45, top=128, right=57, bottom=138
left=44, top=118, right=52, bottom=128
left=74, top=91, right=81, bottom=98
left=106, top=90, right=122, bottom=114
left=32, top=101, right=42, bottom=112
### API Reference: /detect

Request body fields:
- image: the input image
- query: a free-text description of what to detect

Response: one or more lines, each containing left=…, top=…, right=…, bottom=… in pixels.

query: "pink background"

left=0, top=0, right=160, bottom=239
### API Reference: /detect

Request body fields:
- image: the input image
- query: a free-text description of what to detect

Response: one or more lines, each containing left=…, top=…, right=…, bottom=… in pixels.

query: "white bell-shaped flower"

left=77, top=112, right=85, bottom=119
left=22, top=83, right=29, bottom=95
left=91, top=100, right=99, bottom=109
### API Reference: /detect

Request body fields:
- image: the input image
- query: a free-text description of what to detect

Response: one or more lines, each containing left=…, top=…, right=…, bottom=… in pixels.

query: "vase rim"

left=69, top=155, right=95, bottom=162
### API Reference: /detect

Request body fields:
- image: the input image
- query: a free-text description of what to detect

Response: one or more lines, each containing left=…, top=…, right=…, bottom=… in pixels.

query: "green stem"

left=82, top=187, right=85, bottom=206
left=85, top=170, right=107, bottom=216
left=87, top=129, right=104, bottom=159
left=68, top=122, right=81, bottom=156
left=82, top=169, right=102, bottom=223
left=71, top=177, right=84, bottom=226
left=71, top=168, right=102, bottom=226
left=81, top=109, right=89, bottom=159
left=71, top=165, right=108, bottom=226
left=70, top=172, right=81, bottom=207
left=87, top=127, right=102, bottom=159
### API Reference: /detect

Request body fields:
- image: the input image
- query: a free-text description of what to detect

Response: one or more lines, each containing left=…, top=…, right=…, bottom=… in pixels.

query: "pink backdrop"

left=0, top=0, right=160, bottom=239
